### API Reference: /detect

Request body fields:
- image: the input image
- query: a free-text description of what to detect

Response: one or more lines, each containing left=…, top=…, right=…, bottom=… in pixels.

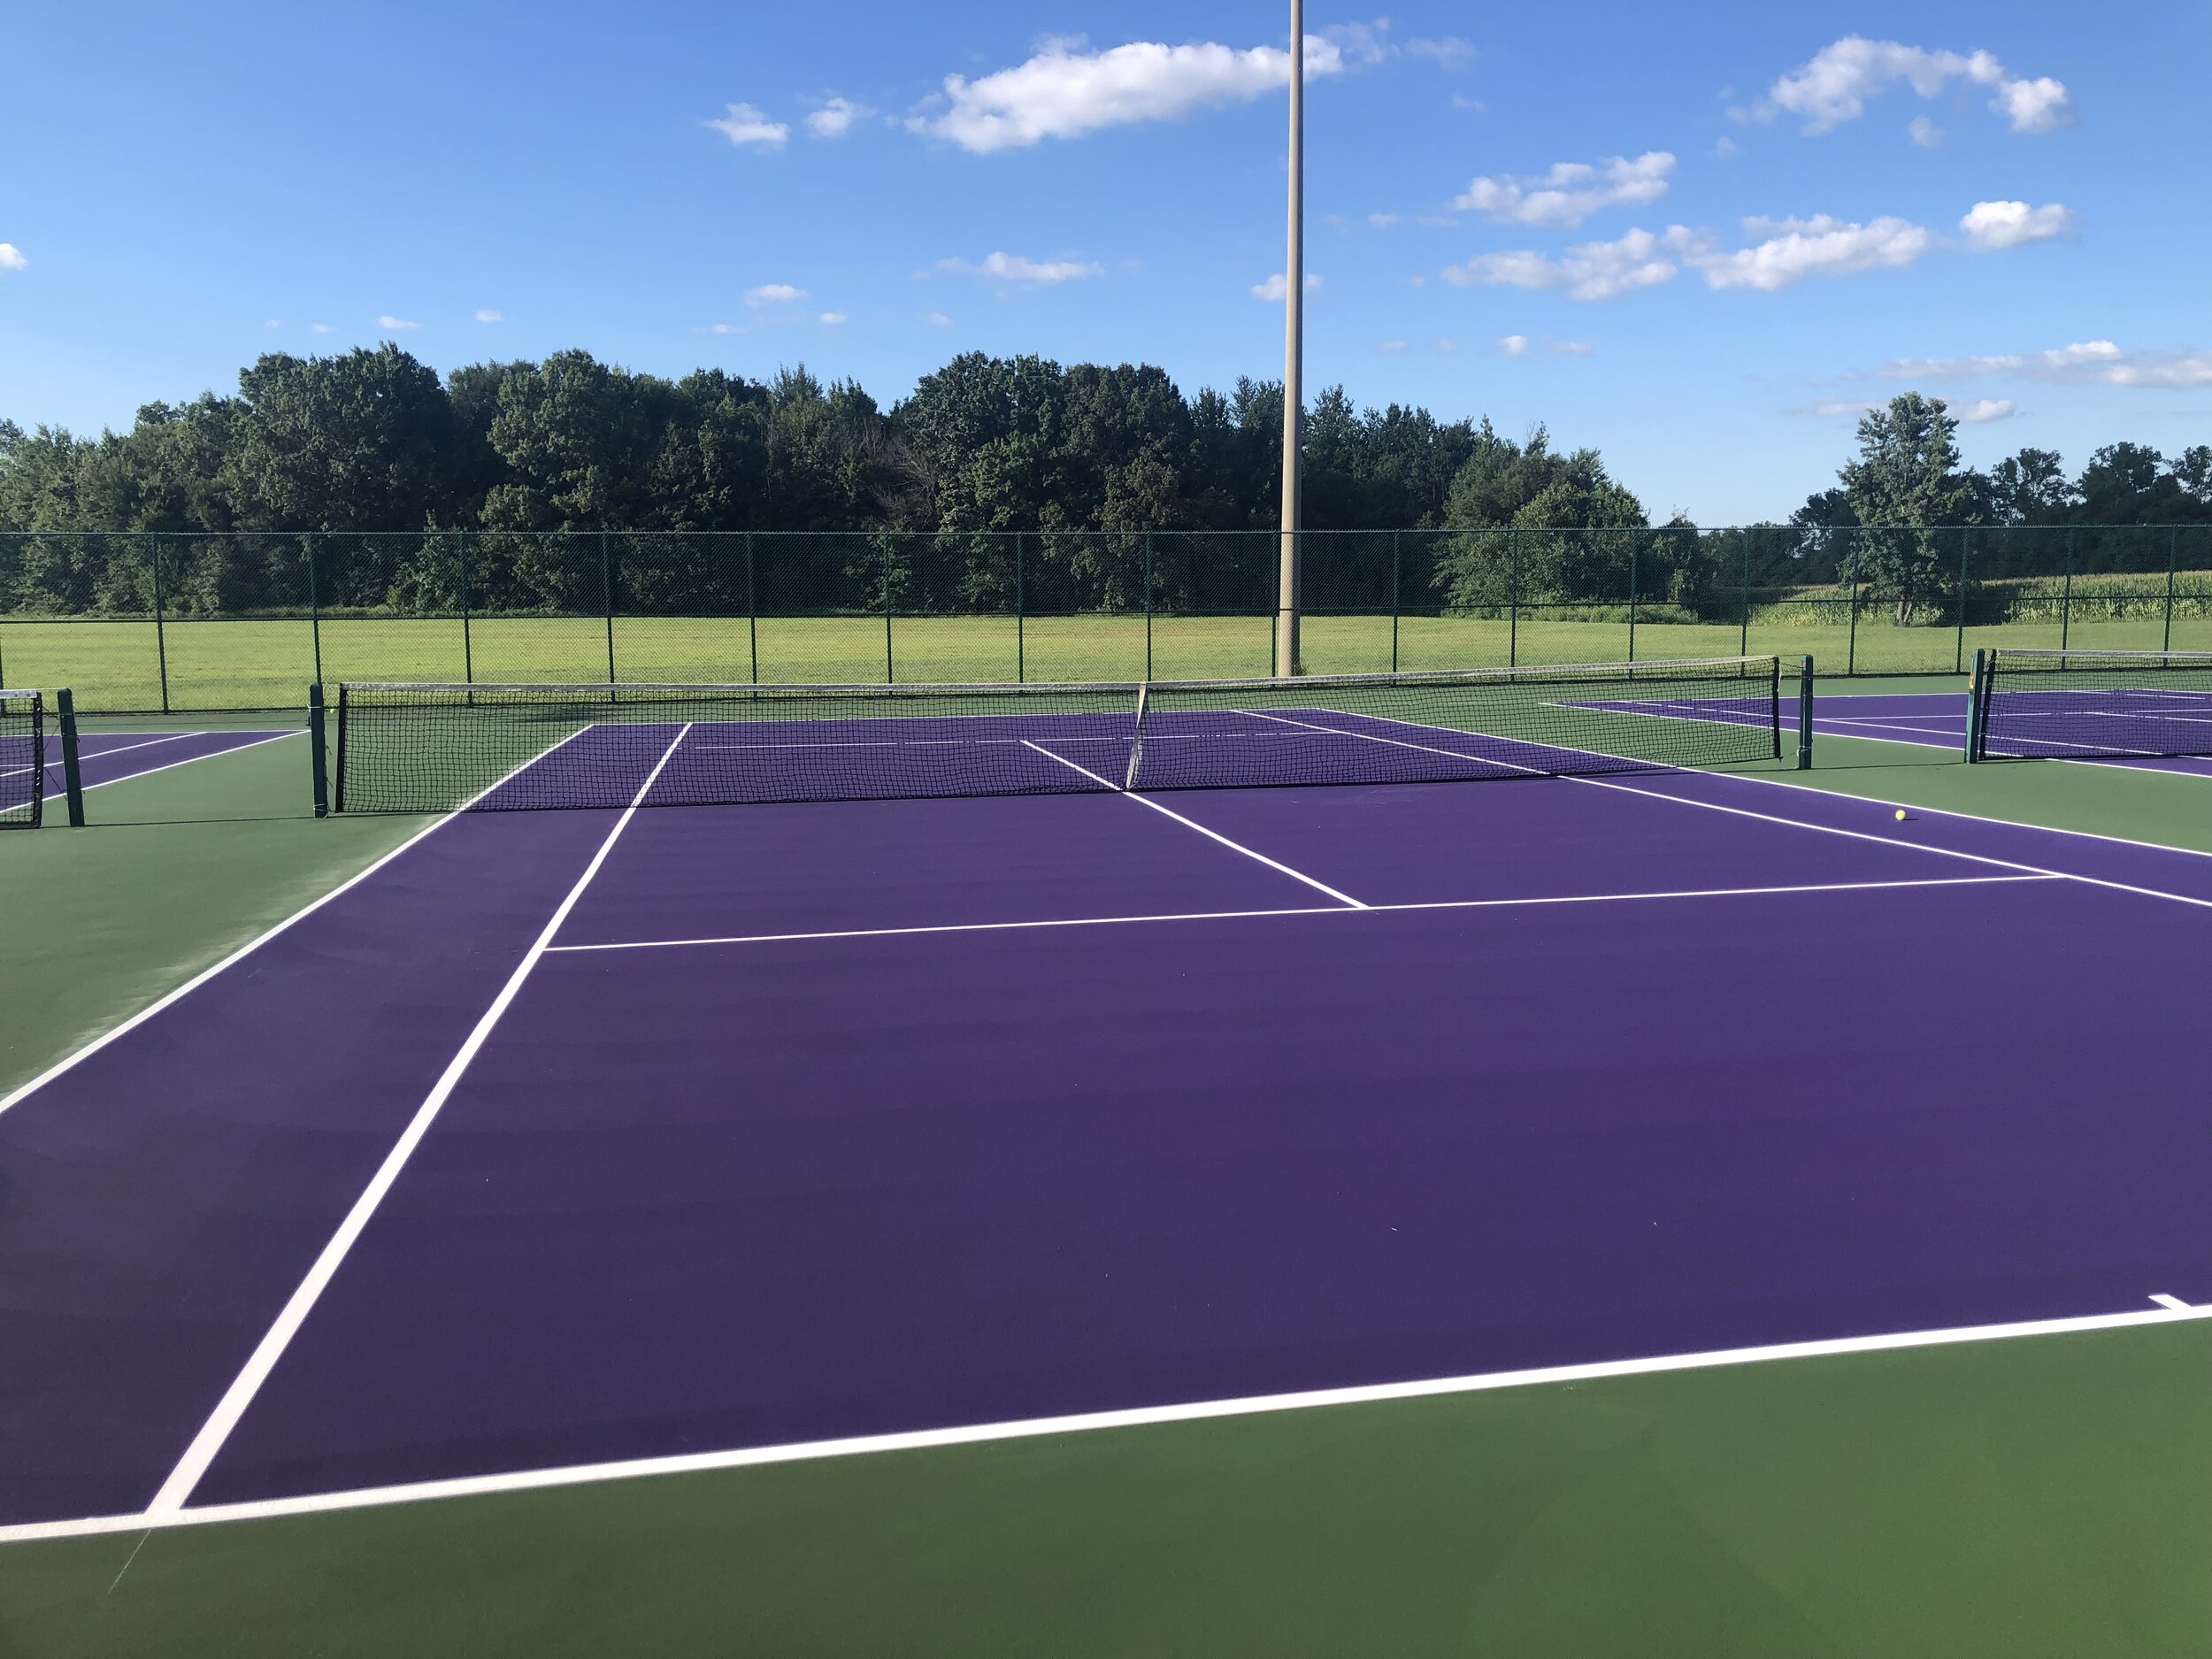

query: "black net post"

left=1627, top=531, right=1640, bottom=662
left=1508, top=528, right=1520, bottom=666
left=308, top=533, right=326, bottom=687
left=1390, top=530, right=1402, bottom=673
left=745, top=531, right=759, bottom=685
left=1963, top=648, right=1985, bottom=760
left=1740, top=534, right=1752, bottom=659
left=150, top=532, right=171, bottom=714
left=58, top=687, right=85, bottom=826
left=2165, top=528, right=2179, bottom=653
left=1954, top=526, right=1970, bottom=674
left=2060, top=529, right=2075, bottom=651
left=332, top=683, right=349, bottom=811
left=1016, top=532, right=1026, bottom=683
left=882, top=539, right=895, bottom=684
left=458, top=529, right=475, bottom=686
left=1144, top=533, right=1155, bottom=682
left=1795, top=655, right=1812, bottom=768
left=308, top=681, right=330, bottom=817
left=1844, top=533, right=1859, bottom=675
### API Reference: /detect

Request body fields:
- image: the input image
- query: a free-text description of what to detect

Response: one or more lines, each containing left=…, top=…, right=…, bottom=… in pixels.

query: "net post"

left=57, top=687, right=84, bottom=827
left=332, top=683, right=349, bottom=813
left=1794, top=656, right=1811, bottom=768
left=1965, top=648, right=1986, bottom=762
left=1122, top=683, right=1149, bottom=792
left=307, top=682, right=330, bottom=817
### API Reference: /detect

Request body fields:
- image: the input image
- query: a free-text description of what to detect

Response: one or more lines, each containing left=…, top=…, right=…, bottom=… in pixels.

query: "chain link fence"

left=2, top=526, right=2206, bottom=710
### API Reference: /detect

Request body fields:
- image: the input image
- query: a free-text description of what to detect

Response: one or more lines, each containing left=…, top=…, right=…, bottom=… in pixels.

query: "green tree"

left=1837, top=393, right=1977, bottom=624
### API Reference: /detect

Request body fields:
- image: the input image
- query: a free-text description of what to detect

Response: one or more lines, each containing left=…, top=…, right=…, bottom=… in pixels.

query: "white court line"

left=2150, top=1294, right=2193, bottom=1311
left=6, top=1296, right=2206, bottom=1546
left=0, top=725, right=595, bottom=1124
left=41, top=730, right=302, bottom=801
left=545, top=875, right=2055, bottom=956
left=145, top=723, right=695, bottom=1517
left=0, top=733, right=192, bottom=781
left=1018, top=738, right=1367, bottom=908
left=1247, top=709, right=2212, bottom=912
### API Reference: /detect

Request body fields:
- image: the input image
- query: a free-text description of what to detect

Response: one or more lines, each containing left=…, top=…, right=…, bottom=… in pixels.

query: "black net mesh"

left=0, top=689, right=43, bottom=828
left=332, top=656, right=1781, bottom=813
left=1978, top=649, right=2212, bottom=760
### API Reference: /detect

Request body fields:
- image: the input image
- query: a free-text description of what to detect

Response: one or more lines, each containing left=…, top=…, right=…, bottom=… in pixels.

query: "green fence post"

left=1508, top=527, right=1519, bottom=667
left=745, top=531, right=759, bottom=684
left=1739, top=534, right=1751, bottom=659
left=1015, top=532, right=1025, bottom=683
left=601, top=529, right=617, bottom=686
left=1796, top=655, right=1813, bottom=769
left=307, top=534, right=324, bottom=687
left=1626, top=530, right=1639, bottom=662
left=1390, top=529, right=1402, bottom=673
left=307, top=681, right=329, bottom=818
left=150, top=532, right=170, bottom=713
left=1845, top=557, right=1859, bottom=676
left=1143, top=533, right=1155, bottom=681
left=1954, top=526, right=1970, bottom=673
left=883, top=537, right=895, bottom=683
left=2164, top=526, right=2178, bottom=654
left=458, top=527, right=474, bottom=686
left=2060, top=527, right=2074, bottom=652
left=1965, top=648, right=1986, bottom=761
left=57, top=687, right=86, bottom=826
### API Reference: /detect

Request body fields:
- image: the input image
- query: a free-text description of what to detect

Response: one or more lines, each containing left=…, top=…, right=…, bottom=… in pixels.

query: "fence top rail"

left=0, top=688, right=42, bottom=704
left=2, top=524, right=2204, bottom=539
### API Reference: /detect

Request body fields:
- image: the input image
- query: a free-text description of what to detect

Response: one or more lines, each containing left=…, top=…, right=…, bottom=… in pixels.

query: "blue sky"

left=1, top=0, right=2205, bottom=522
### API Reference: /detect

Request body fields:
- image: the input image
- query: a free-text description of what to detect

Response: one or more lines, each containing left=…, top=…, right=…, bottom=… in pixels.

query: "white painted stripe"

left=1, top=733, right=192, bottom=781
left=545, top=874, right=2055, bottom=956
left=1019, top=738, right=1367, bottom=908
left=0, top=725, right=595, bottom=1124
left=2150, top=1293, right=2192, bottom=1310
left=144, top=724, right=694, bottom=1516
left=41, top=730, right=302, bottom=801
left=5, top=1297, right=2204, bottom=1546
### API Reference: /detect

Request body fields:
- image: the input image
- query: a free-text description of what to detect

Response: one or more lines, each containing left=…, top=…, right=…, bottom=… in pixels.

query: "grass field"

left=5, top=732, right=2212, bottom=1654
left=10, top=610, right=2212, bottom=710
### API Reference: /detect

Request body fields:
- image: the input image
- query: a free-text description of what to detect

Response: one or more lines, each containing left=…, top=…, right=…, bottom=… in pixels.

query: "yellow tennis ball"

left=1894, top=809, right=1908, bottom=821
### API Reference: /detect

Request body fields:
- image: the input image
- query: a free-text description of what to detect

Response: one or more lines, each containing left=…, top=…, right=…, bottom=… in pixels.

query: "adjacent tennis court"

left=4, top=656, right=2209, bottom=1542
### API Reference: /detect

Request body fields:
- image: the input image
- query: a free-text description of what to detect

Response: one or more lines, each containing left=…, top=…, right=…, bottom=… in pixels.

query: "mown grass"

left=6, top=610, right=2211, bottom=711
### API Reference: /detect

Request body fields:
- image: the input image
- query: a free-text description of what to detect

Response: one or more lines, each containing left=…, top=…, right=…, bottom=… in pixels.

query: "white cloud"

left=1712, top=135, right=1740, bottom=159
left=474, top=308, right=503, bottom=323
left=1746, top=37, right=2074, bottom=134
left=0, top=243, right=25, bottom=272
left=1552, top=340, right=1594, bottom=357
left=1444, top=226, right=1691, bottom=301
left=1367, top=212, right=1401, bottom=229
left=1908, top=116, right=1946, bottom=148
left=1377, top=340, right=1408, bottom=353
left=912, top=34, right=1358, bottom=152
left=377, top=315, right=421, bottom=330
left=709, top=103, right=789, bottom=149
left=745, top=283, right=806, bottom=305
left=1959, top=200, right=2075, bottom=250
left=1787, top=400, right=1884, bottom=419
left=922, top=311, right=953, bottom=325
left=1882, top=340, right=2212, bottom=390
left=708, top=322, right=741, bottom=335
left=310, top=323, right=332, bottom=334
left=1250, top=271, right=1323, bottom=301
left=1690, top=215, right=1930, bottom=290
left=818, top=311, right=847, bottom=324
left=941, top=251, right=1102, bottom=285
left=1496, top=334, right=1530, bottom=356
left=1955, top=398, right=2017, bottom=422
left=1432, top=338, right=1459, bottom=353
left=1454, top=151, right=1674, bottom=227
left=264, top=319, right=281, bottom=328
left=1406, top=36, right=1475, bottom=68
left=804, top=96, right=872, bottom=139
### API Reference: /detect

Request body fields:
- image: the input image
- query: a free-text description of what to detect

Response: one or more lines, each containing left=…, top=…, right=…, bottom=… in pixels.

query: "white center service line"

left=143, top=722, right=695, bottom=1517
left=1018, top=737, right=1367, bottom=908
left=543, top=874, right=2055, bottom=956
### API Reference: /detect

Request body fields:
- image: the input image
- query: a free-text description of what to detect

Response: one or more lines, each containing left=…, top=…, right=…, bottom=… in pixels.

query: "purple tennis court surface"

left=31, top=728, right=296, bottom=800
left=1777, top=692, right=2212, bottom=778
left=4, top=747, right=2212, bottom=1528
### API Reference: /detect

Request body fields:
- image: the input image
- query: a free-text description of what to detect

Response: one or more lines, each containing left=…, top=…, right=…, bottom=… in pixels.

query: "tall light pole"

left=1275, top=0, right=1303, bottom=678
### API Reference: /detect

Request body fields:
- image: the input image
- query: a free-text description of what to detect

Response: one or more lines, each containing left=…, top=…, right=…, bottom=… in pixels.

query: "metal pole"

left=57, top=687, right=86, bottom=826
left=1954, top=526, right=1970, bottom=674
left=1845, top=544, right=1858, bottom=677
left=1016, top=532, right=1025, bottom=683
left=1144, top=533, right=1154, bottom=681
left=2060, top=527, right=2074, bottom=652
left=150, top=533, right=170, bottom=714
left=1739, top=533, right=1750, bottom=659
left=1626, top=530, right=1638, bottom=662
left=601, top=529, right=617, bottom=687
left=1390, top=530, right=1401, bottom=672
left=1508, top=528, right=1519, bottom=666
left=745, top=531, right=758, bottom=684
left=883, top=537, right=895, bottom=683
left=1795, top=656, right=1813, bottom=770
left=458, top=528, right=474, bottom=686
left=2164, top=526, right=2177, bottom=654
left=307, top=681, right=329, bottom=818
left=1273, top=0, right=1303, bottom=679
left=307, top=534, right=324, bottom=687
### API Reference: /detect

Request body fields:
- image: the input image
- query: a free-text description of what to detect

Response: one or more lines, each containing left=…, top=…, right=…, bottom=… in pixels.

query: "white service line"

left=144, top=723, right=695, bottom=1517
left=41, top=730, right=302, bottom=800
left=7, top=1295, right=2206, bottom=1546
left=1249, top=710, right=2212, bottom=912
left=0, top=725, right=595, bottom=1124
left=2150, top=1294, right=2193, bottom=1311
left=1, top=733, right=192, bottom=781
left=1018, top=738, right=1366, bottom=908
left=545, top=874, right=2055, bottom=956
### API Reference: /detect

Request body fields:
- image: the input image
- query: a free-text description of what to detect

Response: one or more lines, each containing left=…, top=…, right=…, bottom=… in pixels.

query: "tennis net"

left=1973, top=649, right=2212, bottom=761
left=330, top=657, right=1786, bottom=813
left=1, top=690, right=43, bottom=829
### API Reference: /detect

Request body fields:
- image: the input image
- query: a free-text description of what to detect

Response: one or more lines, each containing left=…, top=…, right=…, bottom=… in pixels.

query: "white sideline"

left=2, top=733, right=189, bottom=781
left=5, top=1297, right=2206, bottom=1546
left=144, top=724, right=695, bottom=1516
left=41, top=730, right=302, bottom=801
left=1019, top=738, right=1367, bottom=907
left=0, top=726, right=591, bottom=1124
left=544, top=874, right=2056, bottom=956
